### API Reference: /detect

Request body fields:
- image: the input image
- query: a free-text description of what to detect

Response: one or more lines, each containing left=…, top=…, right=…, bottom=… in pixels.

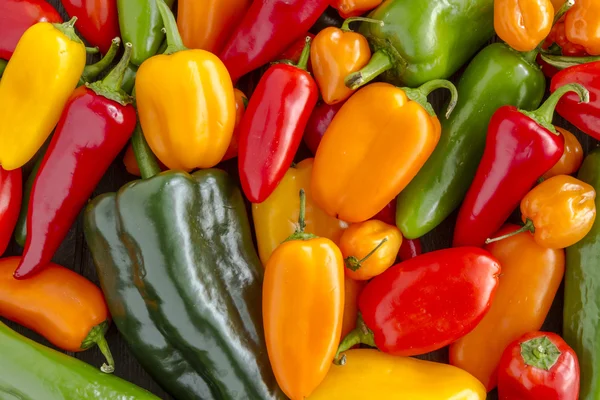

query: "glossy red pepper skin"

left=219, top=0, right=329, bottom=83
left=14, top=86, right=136, bottom=279
left=303, top=101, right=343, bottom=155
left=358, top=247, right=500, bottom=356
left=0, top=167, right=21, bottom=256
left=552, top=62, right=600, bottom=140
left=398, top=238, right=421, bottom=261
left=61, top=0, right=120, bottom=54
left=0, top=0, right=62, bottom=60
left=453, top=106, right=564, bottom=248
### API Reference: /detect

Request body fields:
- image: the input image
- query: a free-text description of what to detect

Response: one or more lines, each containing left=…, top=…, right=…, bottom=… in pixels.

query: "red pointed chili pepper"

left=303, top=101, right=344, bottom=156
left=0, top=167, right=21, bottom=256
left=238, top=37, right=319, bottom=203
left=0, top=0, right=62, bottom=60
left=61, top=0, right=120, bottom=54
left=14, top=44, right=137, bottom=280
left=452, top=83, right=589, bottom=248
left=398, top=238, right=422, bottom=261
left=219, top=0, right=328, bottom=83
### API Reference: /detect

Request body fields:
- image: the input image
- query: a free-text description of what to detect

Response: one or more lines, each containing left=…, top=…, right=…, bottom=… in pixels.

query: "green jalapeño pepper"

left=117, top=0, right=174, bottom=66
left=346, top=0, right=495, bottom=90
left=84, top=127, right=284, bottom=400
left=396, top=43, right=546, bottom=239
left=0, top=321, right=159, bottom=399
left=564, top=148, right=600, bottom=400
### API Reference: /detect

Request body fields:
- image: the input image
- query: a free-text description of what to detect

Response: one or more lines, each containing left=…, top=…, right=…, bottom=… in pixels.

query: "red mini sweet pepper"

left=219, top=0, right=329, bottom=83
left=498, top=331, right=580, bottom=400
left=0, top=0, right=62, bottom=60
left=238, top=38, right=319, bottom=203
left=453, top=83, right=589, bottom=248
left=303, top=101, right=344, bottom=156
left=14, top=44, right=137, bottom=280
left=61, top=0, right=120, bottom=54
left=0, top=167, right=21, bottom=256
left=334, top=247, right=500, bottom=362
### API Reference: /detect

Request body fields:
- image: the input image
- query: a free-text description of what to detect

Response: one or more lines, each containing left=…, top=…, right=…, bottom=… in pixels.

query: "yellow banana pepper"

left=136, top=0, right=236, bottom=171
left=0, top=19, right=86, bottom=170
left=253, top=158, right=348, bottom=265
left=309, top=349, right=486, bottom=400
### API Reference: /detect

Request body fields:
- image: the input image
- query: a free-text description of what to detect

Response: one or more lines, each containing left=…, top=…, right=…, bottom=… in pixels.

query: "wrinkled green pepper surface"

left=0, top=321, right=158, bottom=399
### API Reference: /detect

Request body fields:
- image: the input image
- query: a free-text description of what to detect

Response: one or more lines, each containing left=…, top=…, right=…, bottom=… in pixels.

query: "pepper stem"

left=520, top=335, right=562, bottom=370
left=334, top=315, right=376, bottom=365
left=80, top=321, right=115, bottom=374
left=52, top=17, right=83, bottom=45
left=541, top=54, right=600, bottom=70
left=155, top=0, right=187, bottom=54
left=345, top=50, right=394, bottom=90
left=340, top=17, right=384, bottom=32
left=284, top=189, right=318, bottom=242
left=295, top=37, right=312, bottom=71
left=0, top=59, right=6, bottom=79
left=86, top=46, right=100, bottom=54
left=485, top=219, right=535, bottom=244
left=86, top=43, right=133, bottom=106
left=522, top=83, right=589, bottom=134
left=131, top=123, right=161, bottom=180
left=403, top=79, right=458, bottom=119
left=345, top=238, right=388, bottom=271
left=80, top=38, right=121, bottom=85
left=554, top=0, right=574, bottom=24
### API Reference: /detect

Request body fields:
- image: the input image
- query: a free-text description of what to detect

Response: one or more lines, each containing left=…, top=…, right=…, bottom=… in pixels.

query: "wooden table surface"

left=3, top=1, right=593, bottom=399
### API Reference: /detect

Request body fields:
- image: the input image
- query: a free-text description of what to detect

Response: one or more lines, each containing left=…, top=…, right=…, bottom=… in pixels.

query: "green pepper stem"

left=97, top=335, right=115, bottom=374
left=81, top=321, right=115, bottom=374
left=0, top=59, right=7, bottom=79
left=102, top=42, right=132, bottom=92
left=345, top=238, right=388, bottom=271
left=485, top=219, right=535, bottom=245
left=541, top=53, right=600, bottom=71
left=520, top=335, right=562, bottom=370
left=86, top=46, right=100, bottom=54
left=522, top=49, right=540, bottom=64
left=297, top=189, right=307, bottom=233
left=345, top=50, right=394, bottom=90
left=295, top=37, right=312, bottom=71
left=131, top=123, right=161, bottom=180
left=80, top=38, right=120, bottom=85
left=333, top=315, right=376, bottom=365
left=403, top=79, right=458, bottom=119
left=155, top=0, right=187, bottom=54
left=554, top=0, right=574, bottom=24
left=53, top=17, right=83, bottom=45
left=340, top=17, right=384, bottom=32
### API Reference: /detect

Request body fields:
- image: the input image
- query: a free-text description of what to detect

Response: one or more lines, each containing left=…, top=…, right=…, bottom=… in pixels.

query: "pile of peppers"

left=1, top=0, right=600, bottom=399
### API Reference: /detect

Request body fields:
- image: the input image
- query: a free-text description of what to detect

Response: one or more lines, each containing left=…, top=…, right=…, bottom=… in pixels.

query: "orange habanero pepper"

left=222, top=88, right=249, bottom=161
left=177, top=0, right=250, bottom=54
left=494, top=0, right=554, bottom=52
left=340, top=220, right=402, bottom=281
left=543, top=127, right=583, bottom=179
left=565, top=0, right=600, bottom=55
left=450, top=224, right=565, bottom=391
left=263, top=190, right=345, bottom=400
left=312, top=80, right=458, bottom=223
left=330, top=0, right=383, bottom=18
left=310, top=17, right=380, bottom=105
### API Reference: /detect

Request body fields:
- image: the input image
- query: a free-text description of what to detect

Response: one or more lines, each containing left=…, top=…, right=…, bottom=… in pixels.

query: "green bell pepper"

left=117, top=0, right=174, bottom=66
left=84, top=128, right=283, bottom=400
left=0, top=320, right=158, bottom=399
left=346, top=0, right=495, bottom=89
left=564, top=148, right=600, bottom=400
left=395, top=43, right=546, bottom=239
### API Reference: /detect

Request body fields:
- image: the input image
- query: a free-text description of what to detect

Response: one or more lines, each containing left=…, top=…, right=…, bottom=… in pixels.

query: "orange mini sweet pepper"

left=565, top=0, right=600, bottom=55
left=136, top=0, right=236, bottom=171
left=543, top=127, right=583, bottom=179
left=340, top=220, right=402, bottom=281
left=263, top=190, right=345, bottom=400
left=450, top=224, right=565, bottom=391
left=310, top=17, right=380, bottom=105
left=494, top=0, right=554, bottom=52
left=341, top=276, right=365, bottom=340
left=312, top=80, right=457, bottom=223
left=330, top=0, right=383, bottom=18
left=487, top=175, right=596, bottom=249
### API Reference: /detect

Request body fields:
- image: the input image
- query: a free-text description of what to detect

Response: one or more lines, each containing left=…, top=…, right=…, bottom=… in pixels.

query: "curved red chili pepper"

left=0, top=167, right=22, bottom=256
left=304, top=101, right=343, bottom=156
left=61, top=0, right=120, bottom=54
left=398, top=238, right=421, bottom=261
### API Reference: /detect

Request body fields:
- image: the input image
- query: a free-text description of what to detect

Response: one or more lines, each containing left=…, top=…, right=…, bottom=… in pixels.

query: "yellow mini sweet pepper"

left=0, top=19, right=86, bottom=171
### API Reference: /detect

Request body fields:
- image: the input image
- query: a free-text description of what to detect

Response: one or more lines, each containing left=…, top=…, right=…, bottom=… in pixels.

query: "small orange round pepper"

left=543, top=127, right=583, bottom=179
left=330, top=0, right=383, bottom=18
left=263, top=189, right=345, bottom=400
left=339, top=220, right=402, bottom=281
left=487, top=175, right=596, bottom=249
left=565, top=0, right=600, bottom=55
left=310, top=17, right=380, bottom=105
left=494, top=0, right=554, bottom=52
left=221, top=88, right=249, bottom=161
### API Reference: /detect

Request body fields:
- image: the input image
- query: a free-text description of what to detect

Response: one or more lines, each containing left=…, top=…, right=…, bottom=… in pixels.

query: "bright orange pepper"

left=221, top=89, right=248, bottom=162
left=551, top=0, right=565, bottom=10
left=339, top=220, right=402, bottom=281
left=543, top=127, right=583, bottom=179
left=176, top=0, right=250, bottom=54
left=494, top=0, right=554, bottom=52
left=263, top=190, right=345, bottom=400
left=565, top=0, right=600, bottom=55
left=311, top=80, right=457, bottom=223
left=450, top=224, right=565, bottom=390
left=330, top=0, right=383, bottom=18
left=310, top=18, right=376, bottom=105
left=341, top=276, right=365, bottom=340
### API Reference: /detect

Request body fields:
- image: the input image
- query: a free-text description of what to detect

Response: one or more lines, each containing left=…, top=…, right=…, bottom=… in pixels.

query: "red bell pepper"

left=0, top=167, right=21, bottom=256
left=452, top=83, right=589, bottom=248
left=498, top=331, right=580, bottom=400
left=334, top=247, right=500, bottom=361
left=14, top=44, right=136, bottom=280
left=398, top=238, right=422, bottom=261
left=303, top=101, right=343, bottom=156
left=219, top=0, right=329, bottom=83
left=0, top=0, right=62, bottom=60
left=238, top=38, right=318, bottom=203
left=61, top=0, right=120, bottom=54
